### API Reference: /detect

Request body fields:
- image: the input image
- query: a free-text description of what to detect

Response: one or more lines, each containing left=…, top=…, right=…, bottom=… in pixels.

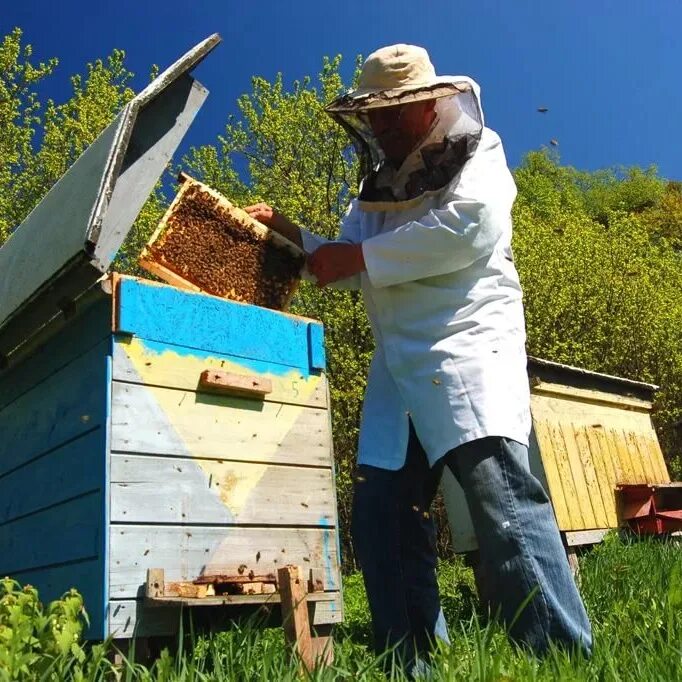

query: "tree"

left=0, top=28, right=57, bottom=242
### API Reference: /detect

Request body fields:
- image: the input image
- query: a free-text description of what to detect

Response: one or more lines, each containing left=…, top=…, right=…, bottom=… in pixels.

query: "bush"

left=0, top=578, right=110, bottom=680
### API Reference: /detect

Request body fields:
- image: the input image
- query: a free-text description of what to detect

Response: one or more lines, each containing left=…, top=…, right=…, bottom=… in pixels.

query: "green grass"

left=2, top=534, right=682, bottom=681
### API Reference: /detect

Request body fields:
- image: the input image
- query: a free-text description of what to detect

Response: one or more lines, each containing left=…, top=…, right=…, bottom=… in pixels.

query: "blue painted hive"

left=0, top=275, right=341, bottom=639
left=0, top=36, right=342, bottom=640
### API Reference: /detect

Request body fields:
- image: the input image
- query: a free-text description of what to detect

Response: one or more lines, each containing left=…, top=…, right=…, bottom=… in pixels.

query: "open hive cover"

left=139, top=174, right=306, bottom=311
left=0, top=35, right=221, bottom=359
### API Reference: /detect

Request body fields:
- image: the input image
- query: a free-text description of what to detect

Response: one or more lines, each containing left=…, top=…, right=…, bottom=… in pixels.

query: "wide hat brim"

left=325, top=77, right=471, bottom=114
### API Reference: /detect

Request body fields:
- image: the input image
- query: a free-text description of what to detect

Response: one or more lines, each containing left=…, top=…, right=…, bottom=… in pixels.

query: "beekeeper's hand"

left=243, top=203, right=303, bottom=248
left=307, top=243, right=366, bottom=287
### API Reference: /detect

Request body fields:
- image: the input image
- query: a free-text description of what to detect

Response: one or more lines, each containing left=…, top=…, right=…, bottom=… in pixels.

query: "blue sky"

left=4, top=1, right=680, bottom=179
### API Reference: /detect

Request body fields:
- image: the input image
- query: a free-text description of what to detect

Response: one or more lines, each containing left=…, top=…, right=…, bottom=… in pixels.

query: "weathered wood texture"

left=108, top=593, right=343, bottom=638
left=109, top=525, right=340, bottom=599
left=0, top=301, right=111, bottom=637
left=111, top=382, right=331, bottom=466
left=278, top=565, right=314, bottom=672
left=111, top=455, right=335, bottom=526
left=115, top=277, right=324, bottom=371
left=531, top=381, right=669, bottom=532
left=112, top=338, right=327, bottom=408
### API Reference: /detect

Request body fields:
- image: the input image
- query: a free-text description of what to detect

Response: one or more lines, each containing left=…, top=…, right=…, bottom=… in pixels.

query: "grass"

left=3, top=533, right=682, bottom=680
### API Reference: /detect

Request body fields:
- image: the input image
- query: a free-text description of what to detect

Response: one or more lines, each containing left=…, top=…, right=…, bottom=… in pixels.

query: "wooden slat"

left=278, top=565, right=314, bottom=672
left=110, top=454, right=335, bottom=526
left=584, top=427, right=618, bottom=527
left=531, top=382, right=652, bottom=410
left=564, top=528, right=611, bottom=547
left=545, top=422, right=585, bottom=529
left=0, top=298, right=111, bottom=410
left=0, top=341, right=108, bottom=476
left=112, top=339, right=327, bottom=409
left=107, top=593, right=343, bottom=638
left=115, top=277, right=320, bottom=371
left=111, top=382, right=331, bottom=467
left=556, top=423, right=598, bottom=529
left=1, top=429, right=104, bottom=524
left=636, top=433, right=670, bottom=483
left=622, top=430, right=648, bottom=482
left=605, top=428, right=638, bottom=484
left=586, top=427, right=618, bottom=528
left=573, top=426, right=609, bottom=528
left=594, top=426, right=621, bottom=487
left=0, top=492, right=103, bottom=575
left=532, top=421, right=571, bottom=529
left=109, top=525, right=340, bottom=599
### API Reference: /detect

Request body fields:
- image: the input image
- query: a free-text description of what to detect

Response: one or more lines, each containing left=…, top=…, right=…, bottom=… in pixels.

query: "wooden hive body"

left=442, top=357, right=670, bottom=552
left=0, top=275, right=342, bottom=639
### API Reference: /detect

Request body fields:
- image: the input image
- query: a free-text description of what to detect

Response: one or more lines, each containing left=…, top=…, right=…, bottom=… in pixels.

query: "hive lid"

left=0, top=34, right=221, bottom=360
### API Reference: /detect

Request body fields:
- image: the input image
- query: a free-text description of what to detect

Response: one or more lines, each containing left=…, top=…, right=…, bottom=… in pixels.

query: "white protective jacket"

left=301, top=77, right=532, bottom=469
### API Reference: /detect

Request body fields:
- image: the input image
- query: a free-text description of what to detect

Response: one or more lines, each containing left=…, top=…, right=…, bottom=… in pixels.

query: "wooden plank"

left=198, top=369, right=273, bottom=397
left=531, top=382, right=652, bottom=411
left=1, top=428, right=104, bottom=524
left=146, top=591, right=334, bottom=606
left=594, top=426, right=621, bottom=488
left=542, top=421, right=584, bottom=530
left=604, top=428, right=638, bottom=484
left=108, top=525, right=340, bottom=599
left=111, top=382, right=332, bottom=467
left=529, top=391, right=654, bottom=433
left=564, top=528, right=611, bottom=547
left=0, top=341, right=108, bottom=476
left=136, top=259, right=202, bottom=293
left=107, top=593, right=343, bottom=638
left=278, top=565, right=314, bottom=672
left=573, top=426, right=610, bottom=529
left=112, top=337, right=327, bottom=409
left=9, top=558, right=105, bottom=640
left=115, top=277, right=319, bottom=371
left=586, top=427, right=619, bottom=527
left=636, top=433, right=670, bottom=483
left=556, top=423, right=598, bottom=529
left=0, top=118, right=123, bottom=331
left=0, top=297, right=111, bottom=409
left=0, top=491, right=103, bottom=575
left=110, top=454, right=335, bottom=526
left=622, top=430, right=648, bottom=482
left=532, top=420, right=571, bottom=529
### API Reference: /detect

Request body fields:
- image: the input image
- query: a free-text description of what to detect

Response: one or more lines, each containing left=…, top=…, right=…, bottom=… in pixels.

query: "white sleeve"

left=361, top=132, right=517, bottom=288
left=299, top=200, right=362, bottom=291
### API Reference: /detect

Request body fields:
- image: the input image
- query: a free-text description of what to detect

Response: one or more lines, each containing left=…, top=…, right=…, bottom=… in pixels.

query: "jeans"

left=351, top=424, right=593, bottom=669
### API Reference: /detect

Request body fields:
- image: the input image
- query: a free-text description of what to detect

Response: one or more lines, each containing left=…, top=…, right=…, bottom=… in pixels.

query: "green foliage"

left=513, top=151, right=682, bottom=475
left=0, top=577, right=113, bottom=681
left=0, top=28, right=57, bottom=243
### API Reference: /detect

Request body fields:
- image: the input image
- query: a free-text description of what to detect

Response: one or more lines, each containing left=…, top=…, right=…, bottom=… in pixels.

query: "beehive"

left=442, top=357, right=671, bottom=552
left=0, top=36, right=342, bottom=642
left=0, top=275, right=342, bottom=639
left=140, top=175, right=305, bottom=310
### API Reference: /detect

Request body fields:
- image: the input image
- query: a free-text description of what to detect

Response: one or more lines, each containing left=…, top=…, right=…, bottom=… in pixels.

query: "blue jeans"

left=351, top=424, right=592, bottom=668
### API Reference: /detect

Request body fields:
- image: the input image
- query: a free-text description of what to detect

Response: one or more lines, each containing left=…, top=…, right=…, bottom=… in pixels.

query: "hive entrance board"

left=139, top=174, right=305, bottom=310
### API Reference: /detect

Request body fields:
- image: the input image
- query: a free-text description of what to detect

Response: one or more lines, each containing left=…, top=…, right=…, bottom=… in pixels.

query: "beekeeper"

left=245, top=44, right=592, bottom=668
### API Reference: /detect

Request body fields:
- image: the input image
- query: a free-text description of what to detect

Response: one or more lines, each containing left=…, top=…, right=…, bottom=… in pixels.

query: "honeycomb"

left=143, top=182, right=304, bottom=310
